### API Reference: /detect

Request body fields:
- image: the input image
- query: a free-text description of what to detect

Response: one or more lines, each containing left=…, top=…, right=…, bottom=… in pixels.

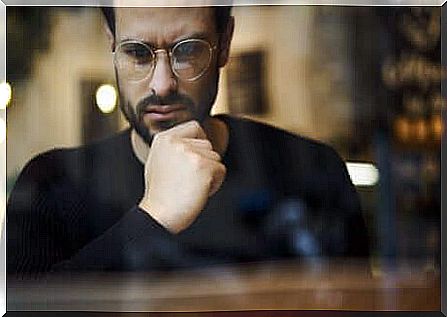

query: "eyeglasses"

left=113, top=38, right=218, bottom=82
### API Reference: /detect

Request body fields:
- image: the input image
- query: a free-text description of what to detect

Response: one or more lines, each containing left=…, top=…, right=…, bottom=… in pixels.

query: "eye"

left=121, top=43, right=152, bottom=63
left=174, top=41, right=209, bottom=62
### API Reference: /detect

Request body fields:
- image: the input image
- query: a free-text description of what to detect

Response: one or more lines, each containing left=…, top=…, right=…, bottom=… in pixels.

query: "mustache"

left=136, top=92, right=195, bottom=118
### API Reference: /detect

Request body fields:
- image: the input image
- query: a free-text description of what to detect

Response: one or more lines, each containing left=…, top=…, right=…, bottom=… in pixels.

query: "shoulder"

left=15, top=129, right=132, bottom=185
left=40, top=128, right=130, bottom=158
left=217, top=114, right=343, bottom=162
left=217, top=114, right=352, bottom=196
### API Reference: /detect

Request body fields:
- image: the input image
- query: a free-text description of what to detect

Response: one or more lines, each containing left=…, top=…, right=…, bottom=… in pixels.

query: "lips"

left=143, top=105, right=187, bottom=121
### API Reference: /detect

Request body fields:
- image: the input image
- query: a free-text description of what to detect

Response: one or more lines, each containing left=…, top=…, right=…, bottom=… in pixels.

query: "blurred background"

left=4, top=6, right=443, bottom=273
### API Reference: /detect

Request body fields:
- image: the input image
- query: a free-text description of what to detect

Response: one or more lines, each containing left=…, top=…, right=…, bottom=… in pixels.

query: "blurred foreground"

left=8, top=259, right=439, bottom=311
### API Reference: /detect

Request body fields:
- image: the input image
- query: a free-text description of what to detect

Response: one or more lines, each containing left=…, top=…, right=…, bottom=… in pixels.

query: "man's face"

left=111, top=7, right=232, bottom=144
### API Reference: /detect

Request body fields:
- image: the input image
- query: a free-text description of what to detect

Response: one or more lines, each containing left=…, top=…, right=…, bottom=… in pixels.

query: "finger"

left=209, top=162, right=226, bottom=197
left=190, top=148, right=221, bottom=162
left=183, top=138, right=213, bottom=151
left=165, top=120, right=207, bottom=139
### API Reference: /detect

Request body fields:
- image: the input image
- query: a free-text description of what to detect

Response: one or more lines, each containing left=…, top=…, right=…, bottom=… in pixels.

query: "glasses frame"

left=113, top=38, right=218, bottom=82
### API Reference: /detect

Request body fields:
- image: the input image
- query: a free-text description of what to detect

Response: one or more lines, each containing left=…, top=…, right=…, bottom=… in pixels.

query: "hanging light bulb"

left=0, top=82, right=12, bottom=110
left=95, top=84, right=117, bottom=114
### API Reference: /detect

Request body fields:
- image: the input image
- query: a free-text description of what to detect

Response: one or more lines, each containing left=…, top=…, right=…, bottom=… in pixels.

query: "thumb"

left=166, top=120, right=207, bottom=140
left=209, top=163, right=226, bottom=197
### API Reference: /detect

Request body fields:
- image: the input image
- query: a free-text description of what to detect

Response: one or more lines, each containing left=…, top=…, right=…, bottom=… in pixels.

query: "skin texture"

left=139, top=120, right=227, bottom=233
left=107, top=7, right=234, bottom=233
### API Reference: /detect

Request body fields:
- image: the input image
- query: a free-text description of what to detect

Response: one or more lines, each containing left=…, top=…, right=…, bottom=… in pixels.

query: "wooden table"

left=7, top=259, right=440, bottom=312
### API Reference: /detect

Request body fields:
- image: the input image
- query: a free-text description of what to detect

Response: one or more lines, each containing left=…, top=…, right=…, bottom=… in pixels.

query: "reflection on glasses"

left=113, top=38, right=218, bottom=82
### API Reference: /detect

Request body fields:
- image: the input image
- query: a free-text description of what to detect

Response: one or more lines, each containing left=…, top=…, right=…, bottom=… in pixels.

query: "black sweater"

left=7, top=115, right=369, bottom=278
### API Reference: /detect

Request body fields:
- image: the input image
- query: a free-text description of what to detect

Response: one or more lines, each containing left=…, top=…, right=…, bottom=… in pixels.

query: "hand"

left=138, top=120, right=226, bottom=234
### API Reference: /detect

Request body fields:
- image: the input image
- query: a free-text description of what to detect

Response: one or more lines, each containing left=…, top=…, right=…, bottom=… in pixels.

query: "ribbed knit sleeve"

left=7, top=150, right=181, bottom=278
left=51, top=206, right=179, bottom=272
left=7, top=150, right=67, bottom=278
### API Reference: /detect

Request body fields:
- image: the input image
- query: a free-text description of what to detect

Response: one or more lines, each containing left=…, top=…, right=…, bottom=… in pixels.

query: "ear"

left=217, top=16, right=235, bottom=68
left=103, top=20, right=115, bottom=52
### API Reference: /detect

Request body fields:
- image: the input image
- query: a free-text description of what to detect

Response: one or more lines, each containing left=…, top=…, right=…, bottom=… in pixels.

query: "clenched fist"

left=138, top=120, right=226, bottom=234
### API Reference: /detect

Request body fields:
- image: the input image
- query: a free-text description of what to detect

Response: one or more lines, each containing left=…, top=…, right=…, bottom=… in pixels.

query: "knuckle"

left=188, top=152, right=202, bottom=166
left=206, top=175, right=213, bottom=187
left=190, top=120, right=200, bottom=129
left=152, top=133, right=162, bottom=145
left=203, top=140, right=213, bottom=149
left=216, top=163, right=227, bottom=176
left=190, top=120, right=205, bottom=135
left=201, top=170, right=213, bottom=185
left=213, top=151, right=221, bottom=161
left=155, top=131, right=166, bottom=142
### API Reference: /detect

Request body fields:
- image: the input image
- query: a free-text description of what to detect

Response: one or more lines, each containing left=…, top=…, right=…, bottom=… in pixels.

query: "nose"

left=148, top=50, right=177, bottom=97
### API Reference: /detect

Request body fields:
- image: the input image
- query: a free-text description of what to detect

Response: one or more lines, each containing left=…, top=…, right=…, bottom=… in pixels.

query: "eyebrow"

left=176, top=32, right=210, bottom=42
left=119, top=32, right=212, bottom=48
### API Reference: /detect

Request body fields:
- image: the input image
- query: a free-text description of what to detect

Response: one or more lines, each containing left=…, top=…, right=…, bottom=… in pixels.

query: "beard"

left=119, top=89, right=218, bottom=145
left=115, top=67, right=220, bottom=146
left=119, top=91, right=198, bottom=145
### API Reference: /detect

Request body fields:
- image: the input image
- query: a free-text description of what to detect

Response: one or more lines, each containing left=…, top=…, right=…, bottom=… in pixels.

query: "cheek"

left=183, top=73, right=218, bottom=104
left=200, top=73, right=219, bottom=104
left=119, top=79, right=150, bottom=111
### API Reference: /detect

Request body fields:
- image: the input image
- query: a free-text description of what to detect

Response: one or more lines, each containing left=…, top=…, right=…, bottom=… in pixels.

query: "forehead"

left=115, top=7, right=216, bottom=45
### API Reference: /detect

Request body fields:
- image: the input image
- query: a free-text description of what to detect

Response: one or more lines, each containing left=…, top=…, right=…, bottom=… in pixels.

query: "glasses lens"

left=115, top=42, right=154, bottom=81
left=172, top=40, right=212, bottom=80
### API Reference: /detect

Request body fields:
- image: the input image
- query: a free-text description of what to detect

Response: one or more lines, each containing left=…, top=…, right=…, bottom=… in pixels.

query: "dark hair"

left=101, top=6, right=232, bottom=36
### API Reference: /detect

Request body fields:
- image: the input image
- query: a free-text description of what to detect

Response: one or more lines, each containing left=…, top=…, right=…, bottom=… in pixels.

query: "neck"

left=131, top=116, right=229, bottom=164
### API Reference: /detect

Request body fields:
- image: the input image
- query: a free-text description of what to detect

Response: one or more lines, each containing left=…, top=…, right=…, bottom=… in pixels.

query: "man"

left=7, top=6, right=369, bottom=278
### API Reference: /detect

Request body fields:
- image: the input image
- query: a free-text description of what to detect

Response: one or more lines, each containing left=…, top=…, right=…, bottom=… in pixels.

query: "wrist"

left=138, top=198, right=151, bottom=215
left=138, top=199, right=182, bottom=234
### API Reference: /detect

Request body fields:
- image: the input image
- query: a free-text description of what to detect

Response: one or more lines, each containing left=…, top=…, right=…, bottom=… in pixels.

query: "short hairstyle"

left=100, top=6, right=233, bottom=36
